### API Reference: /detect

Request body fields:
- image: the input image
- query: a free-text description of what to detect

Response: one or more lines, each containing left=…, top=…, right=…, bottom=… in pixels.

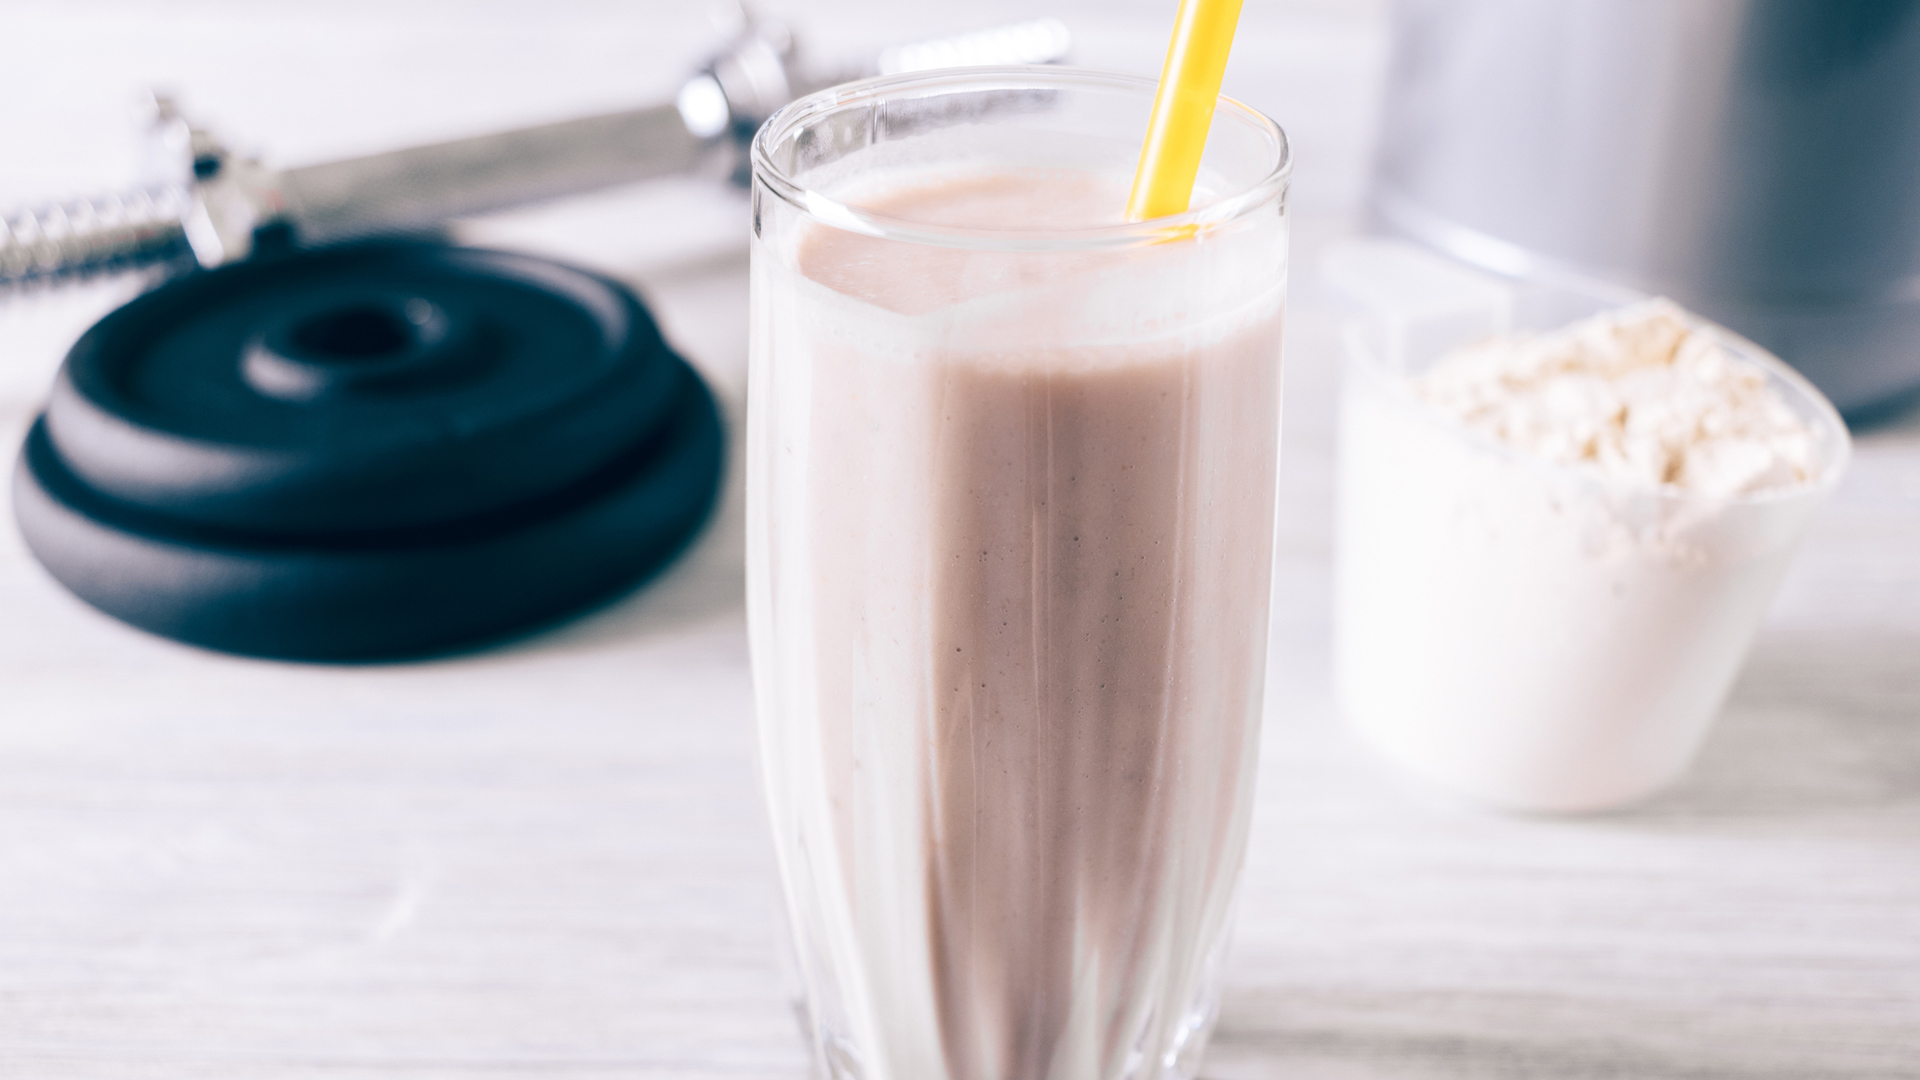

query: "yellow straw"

left=1127, top=0, right=1247, bottom=222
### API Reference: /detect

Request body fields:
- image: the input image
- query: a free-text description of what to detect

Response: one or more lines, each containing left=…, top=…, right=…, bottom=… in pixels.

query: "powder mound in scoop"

left=1414, top=299, right=1821, bottom=498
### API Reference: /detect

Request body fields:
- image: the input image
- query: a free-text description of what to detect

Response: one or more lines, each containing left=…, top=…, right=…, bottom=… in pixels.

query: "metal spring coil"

left=1, top=186, right=192, bottom=286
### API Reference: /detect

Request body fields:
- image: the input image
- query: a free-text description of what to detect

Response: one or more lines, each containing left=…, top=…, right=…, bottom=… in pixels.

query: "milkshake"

left=747, top=70, right=1290, bottom=1080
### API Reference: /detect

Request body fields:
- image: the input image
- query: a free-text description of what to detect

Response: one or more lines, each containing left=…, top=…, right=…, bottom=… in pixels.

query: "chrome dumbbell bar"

left=0, top=16, right=1071, bottom=286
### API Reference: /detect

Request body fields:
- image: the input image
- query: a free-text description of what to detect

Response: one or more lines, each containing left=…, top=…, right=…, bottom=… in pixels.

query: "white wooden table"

left=3, top=3, right=1916, bottom=1077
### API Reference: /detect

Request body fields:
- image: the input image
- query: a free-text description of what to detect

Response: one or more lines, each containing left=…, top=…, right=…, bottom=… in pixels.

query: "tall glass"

left=746, top=68, right=1290, bottom=1080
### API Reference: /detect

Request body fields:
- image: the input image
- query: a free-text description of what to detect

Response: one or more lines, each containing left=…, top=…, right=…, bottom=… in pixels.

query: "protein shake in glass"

left=746, top=67, right=1289, bottom=1080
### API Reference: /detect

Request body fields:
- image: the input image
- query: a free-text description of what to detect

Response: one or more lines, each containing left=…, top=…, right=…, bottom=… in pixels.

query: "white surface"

left=2, top=3, right=1917, bottom=1078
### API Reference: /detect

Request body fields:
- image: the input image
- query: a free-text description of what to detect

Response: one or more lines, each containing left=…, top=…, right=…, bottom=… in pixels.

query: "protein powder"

left=1334, top=290, right=1848, bottom=812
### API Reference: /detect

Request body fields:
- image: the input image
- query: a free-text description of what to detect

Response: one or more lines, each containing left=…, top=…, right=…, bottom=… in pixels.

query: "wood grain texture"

left=1, top=4, right=1915, bottom=1078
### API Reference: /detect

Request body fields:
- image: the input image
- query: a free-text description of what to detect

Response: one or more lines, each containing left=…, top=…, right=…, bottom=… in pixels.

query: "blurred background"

left=0, top=0, right=1384, bottom=276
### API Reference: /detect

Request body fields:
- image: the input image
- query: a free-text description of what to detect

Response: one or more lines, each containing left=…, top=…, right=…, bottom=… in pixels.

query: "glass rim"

left=748, top=65, right=1292, bottom=252
left=1342, top=288, right=1854, bottom=509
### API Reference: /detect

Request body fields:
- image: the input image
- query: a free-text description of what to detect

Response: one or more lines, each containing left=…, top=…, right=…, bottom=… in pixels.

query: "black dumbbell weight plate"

left=12, top=241, right=724, bottom=660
